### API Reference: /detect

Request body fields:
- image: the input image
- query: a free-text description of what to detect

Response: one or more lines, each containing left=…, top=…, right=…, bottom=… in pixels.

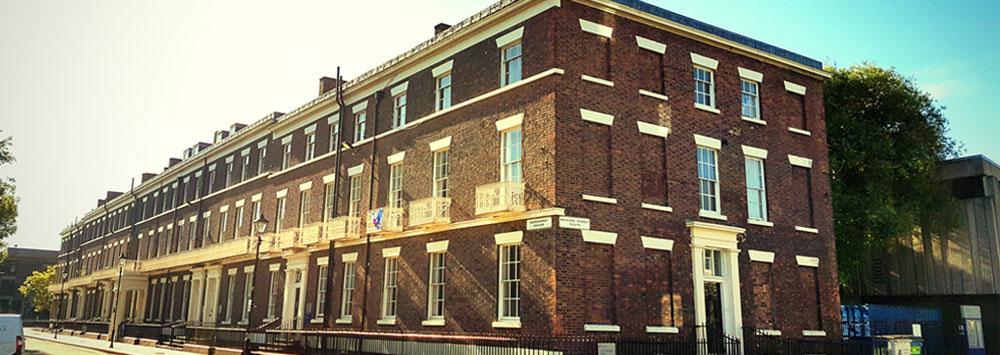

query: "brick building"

left=0, top=247, right=59, bottom=319
left=51, top=0, right=838, bottom=348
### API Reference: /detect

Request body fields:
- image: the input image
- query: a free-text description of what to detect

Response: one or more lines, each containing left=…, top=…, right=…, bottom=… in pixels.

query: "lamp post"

left=242, top=215, right=268, bottom=355
left=109, top=254, right=126, bottom=348
left=56, top=272, right=67, bottom=339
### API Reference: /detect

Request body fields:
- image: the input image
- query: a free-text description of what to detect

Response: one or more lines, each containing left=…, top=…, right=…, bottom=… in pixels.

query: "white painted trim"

left=202, top=211, right=211, bottom=218
left=422, top=319, right=445, bottom=327
left=426, top=240, right=449, bottom=253
left=219, top=205, right=229, bottom=213
left=582, top=194, right=617, bottom=204
left=802, top=330, right=827, bottom=337
left=635, top=36, right=666, bottom=53
left=795, top=226, right=820, bottom=234
left=495, top=27, right=524, bottom=47
left=235, top=199, right=245, bottom=208
left=646, top=326, right=679, bottom=334
left=387, top=151, right=406, bottom=165
left=694, top=103, right=721, bottom=114
left=227, top=268, right=238, bottom=276
left=241, top=147, right=252, bottom=156
left=352, top=101, right=368, bottom=114
left=244, top=265, right=255, bottom=273
left=580, top=109, right=614, bottom=126
left=788, top=127, right=812, bottom=136
left=251, top=193, right=262, bottom=202
left=581, top=230, right=617, bottom=245
left=316, top=258, right=328, bottom=266
left=584, top=324, right=621, bottom=332
left=641, top=203, right=673, bottom=212
left=429, top=136, right=452, bottom=152
left=579, top=19, right=613, bottom=38
left=741, top=145, right=768, bottom=159
left=276, top=188, right=288, bottom=199
left=348, top=164, right=364, bottom=176
left=748, top=250, right=775, bottom=263
left=698, top=210, right=728, bottom=221
left=431, top=60, right=453, bottom=78
left=189, top=216, right=197, bottom=222
left=495, top=113, right=524, bottom=131
left=298, top=181, right=313, bottom=191
left=693, top=134, right=722, bottom=149
left=747, top=219, right=773, bottom=227
left=225, top=156, right=234, bottom=164
left=641, top=236, right=674, bottom=251
left=304, top=123, right=318, bottom=135
left=741, top=116, right=767, bottom=125
left=759, top=329, right=782, bottom=336
left=638, top=89, right=669, bottom=101
left=335, top=318, right=352, bottom=324
left=784, top=81, right=807, bottom=95
left=280, top=135, right=293, bottom=145
left=788, top=155, right=813, bottom=168
left=269, top=263, right=281, bottom=271
left=580, top=75, right=614, bottom=87
left=257, top=140, right=268, bottom=149
left=796, top=255, right=820, bottom=267
left=690, top=53, right=719, bottom=70
left=382, top=247, right=401, bottom=258
left=738, top=67, right=763, bottom=82
left=322, top=173, right=336, bottom=184
left=491, top=320, right=521, bottom=329
left=390, top=82, right=408, bottom=97
left=327, top=113, right=340, bottom=124
left=342, top=252, right=358, bottom=263
left=494, top=231, right=523, bottom=245
left=637, top=121, right=669, bottom=138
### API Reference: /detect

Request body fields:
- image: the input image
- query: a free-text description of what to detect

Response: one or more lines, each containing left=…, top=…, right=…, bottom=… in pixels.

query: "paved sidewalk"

left=25, top=327, right=198, bottom=355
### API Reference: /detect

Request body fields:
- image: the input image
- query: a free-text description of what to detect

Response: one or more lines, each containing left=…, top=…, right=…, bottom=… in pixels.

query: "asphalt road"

left=25, top=337, right=108, bottom=355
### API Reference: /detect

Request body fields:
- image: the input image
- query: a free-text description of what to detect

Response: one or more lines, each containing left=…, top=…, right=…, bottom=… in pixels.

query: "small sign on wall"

left=597, top=343, right=615, bottom=355
left=526, top=217, right=552, bottom=230
left=559, top=216, right=590, bottom=230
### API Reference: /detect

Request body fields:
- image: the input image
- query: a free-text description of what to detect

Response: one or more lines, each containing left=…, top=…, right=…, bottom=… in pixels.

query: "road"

left=25, top=336, right=108, bottom=354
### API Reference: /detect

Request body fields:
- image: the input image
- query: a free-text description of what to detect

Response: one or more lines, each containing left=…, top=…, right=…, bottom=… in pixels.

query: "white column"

left=204, top=266, right=222, bottom=325
left=188, top=269, right=206, bottom=323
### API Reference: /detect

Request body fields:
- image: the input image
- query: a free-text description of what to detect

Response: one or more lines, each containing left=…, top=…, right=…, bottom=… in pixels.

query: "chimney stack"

left=435, top=23, right=452, bottom=35
left=141, top=173, right=157, bottom=183
left=319, top=77, right=340, bottom=96
left=106, top=191, right=122, bottom=200
left=168, top=157, right=181, bottom=168
left=230, top=123, right=247, bottom=134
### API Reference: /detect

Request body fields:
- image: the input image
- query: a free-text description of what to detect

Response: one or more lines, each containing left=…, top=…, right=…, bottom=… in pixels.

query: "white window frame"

left=501, top=127, right=522, bottom=182
left=381, top=257, right=399, bottom=320
left=241, top=155, right=250, bottom=182
left=745, top=157, right=768, bottom=221
left=329, top=121, right=340, bottom=153
left=433, top=150, right=450, bottom=198
left=340, top=262, right=356, bottom=319
left=697, top=146, right=721, bottom=214
left=234, top=206, right=244, bottom=238
left=435, top=73, right=452, bottom=111
left=501, top=41, right=523, bottom=87
left=257, top=148, right=267, bottom=176
left=315, top=265, right=328, bottom=318
left=202, top=216, right=211, bottom=245
left=427, top=252, right=446, bottom=320
left=267, top=270, right=281, bottom=319
left=694, top=66, right=715, bottom=108
left=299, top=191, right=310, bottom=227
left=349, top=176, right=362, bottom=217
left=389, top=164, right=403, bottom=209
left=498, top=243, right=521, bottom=321
left=393, top=93, right=406, bottom=128
left=224, top=273, right=236, bottom=323
left=323, top=183, right=334, bottom=222
left=354, top=112, right=366, bottom=143
left=241, top=271, right=252, bottom=323
left=305, top=132, right=317, bottom=161
left=741, top=79, right=761, bottom=119
left=281, top=143, right=292, bottom=170
left=275, top=197, right=286, bottom=232
left=225, top=162, right=234, bottom=187
left=219, top=211, right=228, bottom=237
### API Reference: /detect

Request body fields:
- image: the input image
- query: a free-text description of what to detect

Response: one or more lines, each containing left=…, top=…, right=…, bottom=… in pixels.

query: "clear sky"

left=1, top=0, right=997, bottom=251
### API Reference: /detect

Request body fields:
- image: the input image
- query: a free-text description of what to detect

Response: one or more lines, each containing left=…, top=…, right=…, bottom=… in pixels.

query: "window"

left=501, top=128, right=522, bottom=182
left=316, top=265, right=328, bottom=318
left=194, top=175, right=203, bottom=199
left=393, top=94, right=406, bottom=128
left=251, top=201, right=261, bottom=224
left=202, top=216, right=211, bottom=245
left=234, top=206, right=244, bottom=238
left=340, top=262, right=356, bottom=319
left=501, top=42, right=522, bottom=86
left=381, top=258, right=399, bottom=319
left=433, top=150, right=450, bottom=198
left=219, top=211, right=229, bottom=239
left=208, top=168, right=217, bottom=193
left=189, top=219, right=197, bottom=250
left=703, top=249, right=723, bottom=277
left=275, top=197, right=287, bottom=232
left=427, top=252, right=446, bottom=319
left=389, top=164, right=403, bottom=208
left=242, top=271, right=252, bottom=323
left=323, top=183, right=335, bottom=222
left=224, top=273, right=235, bottom=322
left=745, top=157, right=767, bottom=221
left=694, top=67, right=714, bottom=107
left=281, top=143, right=292, bottom=170
left=435, top=74, right=451, bottom=111
left=349, top=176, right=362, bottom=217
left=354, top=112, right=366, bottom=143
left=257, top=147, right=267, bottom=175
left=329, top=122, right=340, bottom=153
left=241, top=155, right=250, bottom=182
left=498, top=244, right=521, bottom=320
left=741, top=79, right=760, bottom=119
left=305, top=133, right=316, bottom=161
left=299, top=191, right=311, bottom=227
left=267, top=270, right=281, bottom=319
left=697, top=147, right=720, bottom=213
left=225, top=161, right=234, bottom=187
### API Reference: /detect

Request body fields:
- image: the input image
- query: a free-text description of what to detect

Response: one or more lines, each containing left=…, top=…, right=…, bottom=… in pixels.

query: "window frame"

left=281, top=143, right=292, bottom=170
left=381, top=257, right=399, bottom=320
left=501, top=127, right=523, bottom=183
left=305, top=132, right=317, bottom=161
left=745, top=157, right=768, bottom=221
left=340, top=262, right=356, bottom=319
left=349, top=176, right=362, bottom=217
left=388, top=164, right=403, bottom=209
left=299, top=191, right=311, bottom=227
left=435, top=73, right=452, bottom=111
left=354, top=112, right=367, bottom=143
left=500, top=41, right=523, bottom=87
left=697, top=146, right=721, bottom=214
left=498, top=243, right=521, bottom=321
left=693, top=66, right=715, bottom=108
left=275, top=197, right=287, bottom=232
left=316, top=265, right=328, bottom=318
left=393, top=93, right=407, bottom=128
left=427, top=252, right=446, bottom=320
left=740, top=79, right=761, bottom=119
left=433, top=149, right=450, bottom=198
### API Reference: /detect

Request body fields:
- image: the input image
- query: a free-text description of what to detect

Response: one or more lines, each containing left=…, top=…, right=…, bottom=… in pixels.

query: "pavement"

left=24, top=328, right=198, bottom=355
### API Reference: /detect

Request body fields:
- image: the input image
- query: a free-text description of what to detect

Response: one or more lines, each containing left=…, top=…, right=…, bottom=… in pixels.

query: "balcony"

left=300, top=223, right=323, bottom=246
left=409, top=197, right=451, bottom=227
left=476, top=181, right=525, bottom=216
left=366, top=207, right=405, bottom=234
left=326, top=216, right=361, bottom=240
left=277, top=229, right=305, bottom=251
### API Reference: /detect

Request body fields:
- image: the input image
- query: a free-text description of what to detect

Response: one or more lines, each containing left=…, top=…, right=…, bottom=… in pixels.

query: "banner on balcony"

left=370, top=208, right=384, bottom=231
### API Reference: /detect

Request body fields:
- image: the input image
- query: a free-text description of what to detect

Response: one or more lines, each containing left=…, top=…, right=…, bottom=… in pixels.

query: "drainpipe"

left=359, top=88, right=385, bottom=334
left=324, top=68, right=346, bottom=328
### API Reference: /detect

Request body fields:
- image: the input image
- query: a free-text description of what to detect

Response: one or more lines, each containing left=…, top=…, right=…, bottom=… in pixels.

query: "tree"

left=824, top=64, right=961, bottom=292
left=0, top=130, right=16, bottom=242
left=19, top=265, right=55, bottom=313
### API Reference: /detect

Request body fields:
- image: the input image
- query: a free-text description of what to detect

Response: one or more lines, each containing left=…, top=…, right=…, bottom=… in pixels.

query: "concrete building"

left=0, top=247, right=58, bottom=319
left=51, top=0, right=837, bottom=347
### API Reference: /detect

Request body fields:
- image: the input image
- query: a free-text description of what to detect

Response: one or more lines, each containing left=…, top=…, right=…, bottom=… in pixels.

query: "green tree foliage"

left=825, top=64, right=961, bottom=291
left=0, top=131, right=16, bottom=241
left=19, top=265, right=55, bottom=313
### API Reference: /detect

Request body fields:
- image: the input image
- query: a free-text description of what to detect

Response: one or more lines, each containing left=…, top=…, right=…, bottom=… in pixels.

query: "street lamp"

left=242, top=215, right=268, bottom=355
left=56, top=272, right=67, bottom=339
left=109, top=254, right=126, bottom=348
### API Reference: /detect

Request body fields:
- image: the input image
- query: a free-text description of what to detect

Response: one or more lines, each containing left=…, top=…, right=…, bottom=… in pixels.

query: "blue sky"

left=0, top=0, right=997, bottom=250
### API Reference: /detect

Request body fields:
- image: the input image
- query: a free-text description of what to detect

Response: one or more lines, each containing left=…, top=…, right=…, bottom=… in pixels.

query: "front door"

left=704, top=281, right=726, bottom=353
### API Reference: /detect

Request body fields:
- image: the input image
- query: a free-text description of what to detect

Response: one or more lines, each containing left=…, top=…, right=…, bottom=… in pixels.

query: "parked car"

left=0, top=315, right=24, bottom=355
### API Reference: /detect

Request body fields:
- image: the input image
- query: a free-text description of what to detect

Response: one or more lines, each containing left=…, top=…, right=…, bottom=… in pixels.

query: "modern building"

left=51, top=0, right=837, bottom=348
left=852, top=154, right=1000, bottom=354
left=0, top=247, right=59, bottom=319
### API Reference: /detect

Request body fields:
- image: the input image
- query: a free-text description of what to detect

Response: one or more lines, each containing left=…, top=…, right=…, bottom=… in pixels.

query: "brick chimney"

left=106, top=191, right=122, bottom=200
left=141, top=173, right=157, bottom=183
left=435, top=23, right=452, bottom=35
left=319, top=77, right=340, bottom=96
left=97, top=199, right=105, bottom=207
left=168, top=158, right=181, bottom=168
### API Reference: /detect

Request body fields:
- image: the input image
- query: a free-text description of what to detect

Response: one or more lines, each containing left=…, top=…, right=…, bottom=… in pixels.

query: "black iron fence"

left=49, top=320, right=109, bottom=335
left=743, top=327, right=888, bottom=355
